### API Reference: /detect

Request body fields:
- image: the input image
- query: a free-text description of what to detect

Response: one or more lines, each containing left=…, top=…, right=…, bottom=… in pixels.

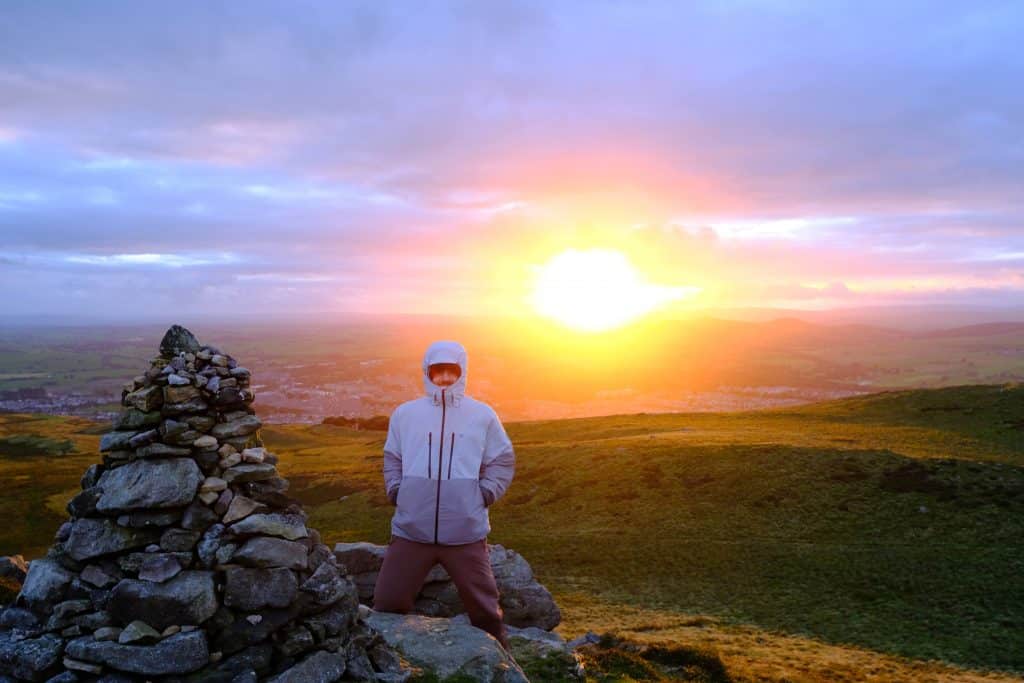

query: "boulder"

left=16, top=558, right=73, bottom=609
left=95, top=458, right=202, bottom=513
left=363, top=609, right=527, bottom=682
left=159, top=325, right=202, bottom=357
left=223, top=567, right=297, bottom=611
left=228, top=513, right=308, bottom=541
left=64, top=518, right=161, bottom=562
left=107, top=571, right=217, bottom=630
left=65, top=630, right=208, bottom=675
left=0, top=632, right=63, bottom=682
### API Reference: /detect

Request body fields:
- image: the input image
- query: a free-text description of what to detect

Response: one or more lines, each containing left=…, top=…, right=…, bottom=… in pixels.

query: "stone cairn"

left=0, top=325, right=403, bottom=682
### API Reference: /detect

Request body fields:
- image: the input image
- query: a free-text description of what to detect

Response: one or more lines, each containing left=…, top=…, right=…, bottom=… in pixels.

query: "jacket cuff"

left=387, top=486, right=400, bottom=505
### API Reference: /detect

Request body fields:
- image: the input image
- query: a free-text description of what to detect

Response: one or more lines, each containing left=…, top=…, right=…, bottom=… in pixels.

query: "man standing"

left=372, top=340, right=516, bottom=650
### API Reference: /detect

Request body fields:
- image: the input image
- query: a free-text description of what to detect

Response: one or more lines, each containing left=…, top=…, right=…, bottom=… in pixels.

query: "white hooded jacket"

left=382, top=340, right=516, bottom=545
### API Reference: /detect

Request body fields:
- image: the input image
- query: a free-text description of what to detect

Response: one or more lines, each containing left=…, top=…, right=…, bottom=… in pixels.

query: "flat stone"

left=118, top=620, right=161, bottom=644
left=127, top=429, right=159, bottom=449
left=63, top=656, right=103, bottom=674
left=135, top=442, right=191, bottom=458
left=222, top=464, right=276, bottom=485
left=65, top=630, right=209, bottom=676
left=240, top=448, right=266, bottom=463
left=193, top=435, right=218, bottom=449
left=223, top=567, right=298, bottom=611
left=222, top=496, right=265, bottom=524
left=107, top=571, right=217, bottom=631
left=96, top=458, right=203, bottom=513
left=65, top=518, right=161, bottom=561
left=167, top=374, right=191, bottom=386
left=138, top=554, right=182, bottom=583
left=100, top=430, right=142, bottom=452
left=200, top=477, right=227, bottom=493
left=117, top=551, right=192, bottom=574
left=116, top=507, right=183, bottom=528
left=219, top=452, right=242, bottom=469
left=163, top=384, right=200, bottom=404
left=161, top=397, right=209, bottom=415
left=160, top=528, right=201, bottom=552
left=181, top=500, right=219, bottom=531
left=93, top=626, right=122, bottom=642
left=232, top=538, right=308, bottom=570
left=210, top=415, right=262, bottom=440
left=80, top=564, right=117, bottom=588
left=229, top=513, right=307, bottom=541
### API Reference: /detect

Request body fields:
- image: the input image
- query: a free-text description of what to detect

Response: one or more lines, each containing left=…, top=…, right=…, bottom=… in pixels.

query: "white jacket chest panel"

left=399, top=398, right=489, bottom=481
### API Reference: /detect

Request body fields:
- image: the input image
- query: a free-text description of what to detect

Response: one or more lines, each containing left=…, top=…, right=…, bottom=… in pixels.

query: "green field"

left=2, top=383, right=1022, bottom=681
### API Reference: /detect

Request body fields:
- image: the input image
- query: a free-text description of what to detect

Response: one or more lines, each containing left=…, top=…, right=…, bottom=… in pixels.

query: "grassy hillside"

left=2, top=383, right=1022, bottom=681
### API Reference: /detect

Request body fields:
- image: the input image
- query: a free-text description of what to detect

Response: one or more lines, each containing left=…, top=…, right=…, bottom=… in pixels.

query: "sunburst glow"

left=529, top=248, right=691, bottom=332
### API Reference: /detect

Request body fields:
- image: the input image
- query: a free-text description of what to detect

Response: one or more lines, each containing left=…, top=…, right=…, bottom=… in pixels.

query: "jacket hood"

left=422, top=340, right=467, bottom=406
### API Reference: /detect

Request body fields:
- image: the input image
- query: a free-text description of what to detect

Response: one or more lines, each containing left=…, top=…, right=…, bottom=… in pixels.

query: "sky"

left=1, top=1, right=1023, bottom=324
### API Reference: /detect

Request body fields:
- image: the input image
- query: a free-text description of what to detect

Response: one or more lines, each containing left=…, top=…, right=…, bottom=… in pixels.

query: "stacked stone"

left=0, top=325, right=403, bottom=683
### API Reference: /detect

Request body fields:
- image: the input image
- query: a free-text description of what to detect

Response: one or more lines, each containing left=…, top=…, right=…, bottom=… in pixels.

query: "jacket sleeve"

left=383, top=407, right=403, bottom=505
left=478, top=413, right=515, bottom=507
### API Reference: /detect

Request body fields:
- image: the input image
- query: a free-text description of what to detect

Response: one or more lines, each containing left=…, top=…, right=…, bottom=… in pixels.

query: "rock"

left=95, top=458, right=203, bottom=513
left=223, top=567, right=297, bottom=611
left=210, top=416, right=262, bottom=440
left=300, top=562, right=357, bottom=607
left=219, top=452, right=242, bottom=469
left=240, top=448, right=266, bottom=463
left=112, top=409, right=162, bottom=431
left=214, top=489, right=234, bottom=515
left=80, top=464, right=104, bottom=489
left=80, top=564, right=116, bottom=588
left=194, top=435, right=218, bottom=449
left=167, top=373, right=191, bottom=386
left=66, top=487, right=103, bottom=518
left=223, top=496, right=266, bottom=525
left=200, top=477, right=227, bottom=493
left=107, top=571, right=217, bottom=631
left=117, top=620, right=161, bottom=644
left=232, top=538, right=308, bottom=571
left=332, top=542, right=385, bottom=575
left=0, top=632, right=63, bottom=682
left=44, top=599, right=91, bottom=631
left=222, top=464, right=276, bottom=485
left=159, top=325, right=202, bottom=357
left=93, top=626, right=122, bottom=642
left=0, top=555, right=28, bottom=583
left=228, top=513, right=308, bottom=541
left=135, top=442, right=191, bottom=459
left=364, top=610, right=527, bottom=682
left=265, top=649, right=346, bottom=683
left=123, top=386, right=163, bottom=412
left=565, top=630, right=601, bottom=649
left=65, top=630, right=209, bottom=675
left=164, top=384, right=200, bottom=404
left=115, top=508, right=183, bottom=528
left=0, top=607, right=40, bottom=630
left=127, top=428, right=159, bottom=449
left=117, top=551, right=191, bottom=574
left=138, top=554, right=182, bottom=583
left=64, top=518, right=161, bottom=562
left=99, top=430, right=141, bottom=452
left=160, top=528, right=201, bottom=552
left=181, top=500, right=219, bottom=532
left=162, top=397, right=209, bottom=415
left=63, top=656, right=103, bottom=674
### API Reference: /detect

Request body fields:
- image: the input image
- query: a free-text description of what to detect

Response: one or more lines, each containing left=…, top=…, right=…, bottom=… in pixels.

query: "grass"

left=2, top=383, right=1023, bottom=681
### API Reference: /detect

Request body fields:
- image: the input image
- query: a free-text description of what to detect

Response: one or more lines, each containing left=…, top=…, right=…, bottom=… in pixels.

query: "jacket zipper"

left=447, top=432, right=455, bottom=479
left=428, top=432, right=432, bottom=479
left=434, top=388, right=446, bottom=544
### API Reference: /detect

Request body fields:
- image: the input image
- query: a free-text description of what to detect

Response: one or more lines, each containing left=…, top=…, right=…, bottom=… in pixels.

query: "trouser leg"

left=438, top=538, right=509, bottom=650
left=372, top=535, right=439, bottom=613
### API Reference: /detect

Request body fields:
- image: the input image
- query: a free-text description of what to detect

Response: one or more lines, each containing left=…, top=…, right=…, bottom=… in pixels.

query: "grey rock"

left=123, top=386, right=163, bottom=412
left=137, top=554, right=182, bottom=583
left=222, top=496, right=263, bottom=524
left=134, top=442, right=191, bottom=459
left=107, top=571, right=217, bottom=631
left=80, top=464, right=104, bottom=490
left=112, top=409, right=162, bottom=432
left=117, top=620, right=160, bottom=644
left=300, top=562, right=357, bottom=607
left=163, top=384, right=200, bottom=404
left=224, top=567, right=297, bottom=611
left=222, top=464, right=276, bottom=485
left=0, top=632, right=63, bottom=682
left=95, top=458, right=202, bottom=513
left=79, top=564, right=116, bottom=588
left=232, top=538, right=308, bottom=571
left=0, top=555, right=28, bottom=582
left=161, top=397, right=209, bottom=415
left=210, top=416, right=262, bottom=440
left=66, top=487, right=103, bottom=518
left=126, top=429, right=159, bottom=449
left=45, top=599, right=91, bottom=630
left=159, top=325, right=201, bottom=358
left=63, top=656, right=102, bottom=674
left=65, top=518, right=161, bottom=562
left=159, top=528, right=201, bottom=552
left=18, top=559, right=74, bottom=608
left=116, top=551, right=191, bottom=574
left=65, top=630, right=208, bottom=675
left=265, top=650, right=346, bottom=683
left=167, top=373, right=191, bottom=386
left=99, top=430, right=141, bottom=452
left=181, top=500, right=219, bottom=532
left=0, top=607, right=40, bottom=630
left=364, top=610, right=527, bottom=682
left=228, top=513, right=307, bottom=541
left=115, top=508, right=183, bottom=528
left=197, top=524, right=226, bottom=568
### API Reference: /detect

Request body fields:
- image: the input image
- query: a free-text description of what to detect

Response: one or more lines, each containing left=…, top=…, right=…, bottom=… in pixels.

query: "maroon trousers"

left=372, top=535, right=509, bottom=650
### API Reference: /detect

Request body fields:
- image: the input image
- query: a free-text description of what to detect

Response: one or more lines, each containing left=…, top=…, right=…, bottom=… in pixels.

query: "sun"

left=529, top=248, right=689, bottom=332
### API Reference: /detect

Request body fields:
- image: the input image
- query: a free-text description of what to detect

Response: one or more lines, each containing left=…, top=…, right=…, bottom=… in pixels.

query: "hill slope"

left=2, top=383, right=1022, bottom=680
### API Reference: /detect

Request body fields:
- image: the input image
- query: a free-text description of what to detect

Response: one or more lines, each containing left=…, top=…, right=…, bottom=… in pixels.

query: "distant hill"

left=2, top=383, right=1022, bottom=680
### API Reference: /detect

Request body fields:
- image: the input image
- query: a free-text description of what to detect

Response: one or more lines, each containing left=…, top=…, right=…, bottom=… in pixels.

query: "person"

left=372, top=340, right=516, bottom=650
